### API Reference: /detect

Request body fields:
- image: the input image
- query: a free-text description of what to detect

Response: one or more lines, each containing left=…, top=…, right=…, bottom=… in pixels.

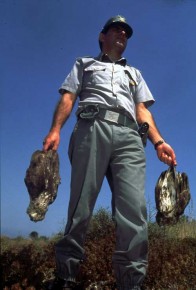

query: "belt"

left=98, top=108, right=136, bottom=128
left=78, top=104, right=137, bottom=129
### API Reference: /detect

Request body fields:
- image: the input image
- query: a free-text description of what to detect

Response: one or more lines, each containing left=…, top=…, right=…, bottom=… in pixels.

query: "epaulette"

left=76, top=56, right=93, bottom=61
left=127, top=64, right=143, bottom=75
left=76, top=56, right=97, bottom=68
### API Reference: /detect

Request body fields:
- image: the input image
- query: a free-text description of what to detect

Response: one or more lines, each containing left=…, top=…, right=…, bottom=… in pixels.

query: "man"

left=43, top=16, right=177, bottom=290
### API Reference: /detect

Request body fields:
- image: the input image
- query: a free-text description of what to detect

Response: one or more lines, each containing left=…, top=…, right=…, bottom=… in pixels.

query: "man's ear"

left=99, top=32, right=105, bottom=44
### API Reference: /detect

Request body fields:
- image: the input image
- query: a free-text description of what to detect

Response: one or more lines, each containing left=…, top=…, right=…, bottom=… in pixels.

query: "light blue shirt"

left=59, top=54, right=154, bottom=120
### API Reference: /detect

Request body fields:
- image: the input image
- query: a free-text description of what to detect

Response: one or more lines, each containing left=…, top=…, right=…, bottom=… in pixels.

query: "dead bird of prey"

left=24, top=150, right=61, bottom=222
left=155, top=166, right=191, bottom=226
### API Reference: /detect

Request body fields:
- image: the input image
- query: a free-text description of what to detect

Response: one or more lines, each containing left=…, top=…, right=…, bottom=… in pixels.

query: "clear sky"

left=1, top=0, right=196, bottom=238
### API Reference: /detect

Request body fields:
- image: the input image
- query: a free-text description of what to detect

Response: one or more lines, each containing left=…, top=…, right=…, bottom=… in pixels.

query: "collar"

left=98, top=53, right=127, bottom=66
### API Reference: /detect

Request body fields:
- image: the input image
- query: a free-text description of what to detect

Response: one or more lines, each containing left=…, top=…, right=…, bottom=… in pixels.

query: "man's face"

left=100, top=24, right=128, bottom=54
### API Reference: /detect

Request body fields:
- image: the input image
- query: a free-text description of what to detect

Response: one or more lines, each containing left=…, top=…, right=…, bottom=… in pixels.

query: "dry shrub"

left=79, top=234, right=116, bottom=289
left=144, top=235, right=196, bottom=289
left=1, top=239, right=55, bottom=289
left=1, top=210, right=196, bottom=289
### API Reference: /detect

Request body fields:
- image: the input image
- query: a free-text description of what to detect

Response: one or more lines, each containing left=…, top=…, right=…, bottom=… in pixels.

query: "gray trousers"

left=55, top=118, right=148, bottom=289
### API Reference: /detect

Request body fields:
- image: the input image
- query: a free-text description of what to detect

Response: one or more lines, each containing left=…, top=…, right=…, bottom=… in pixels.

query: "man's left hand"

left=156, top=142, right=177, bottom=166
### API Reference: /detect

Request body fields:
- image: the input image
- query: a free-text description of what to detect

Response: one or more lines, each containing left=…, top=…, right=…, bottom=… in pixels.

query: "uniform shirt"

left=59, top=53, right=155, bottom=121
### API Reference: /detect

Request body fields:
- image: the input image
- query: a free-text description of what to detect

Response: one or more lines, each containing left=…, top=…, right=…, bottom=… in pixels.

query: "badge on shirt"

left=129, top=79, right=136, bottom=86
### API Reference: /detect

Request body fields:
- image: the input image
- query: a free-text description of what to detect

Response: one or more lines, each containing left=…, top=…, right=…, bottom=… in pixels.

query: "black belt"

left=78, top=105, right=137, bottom=130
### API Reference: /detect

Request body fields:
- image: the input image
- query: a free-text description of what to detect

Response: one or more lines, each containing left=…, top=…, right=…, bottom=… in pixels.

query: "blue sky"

left=1, top=0, right=196, bottom=237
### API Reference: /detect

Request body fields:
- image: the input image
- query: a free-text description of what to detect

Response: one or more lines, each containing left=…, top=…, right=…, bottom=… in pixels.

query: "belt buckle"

left=104, top=110, right=120, bottom=124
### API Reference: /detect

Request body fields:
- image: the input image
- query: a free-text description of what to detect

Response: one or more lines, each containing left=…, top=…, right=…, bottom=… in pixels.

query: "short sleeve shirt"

left=59, top=54, right=155, bottom=120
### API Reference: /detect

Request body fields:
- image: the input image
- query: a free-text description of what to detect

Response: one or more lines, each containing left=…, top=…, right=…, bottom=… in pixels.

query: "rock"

left=24, top=150, right=61, bottom=222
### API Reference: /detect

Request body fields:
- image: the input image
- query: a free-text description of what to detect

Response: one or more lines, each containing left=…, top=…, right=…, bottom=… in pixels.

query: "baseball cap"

left=101, top=15, right=133, bottom=38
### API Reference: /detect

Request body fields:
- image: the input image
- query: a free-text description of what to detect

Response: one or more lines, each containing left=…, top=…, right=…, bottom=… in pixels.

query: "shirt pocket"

left=83, top=65, right=111, bottom=85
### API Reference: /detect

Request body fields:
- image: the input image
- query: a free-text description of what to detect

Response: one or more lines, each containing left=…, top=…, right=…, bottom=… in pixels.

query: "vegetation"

left=1, top=208, right=196, bottom=290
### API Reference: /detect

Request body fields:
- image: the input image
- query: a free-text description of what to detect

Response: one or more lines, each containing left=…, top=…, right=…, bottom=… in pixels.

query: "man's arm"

left=43, top=92, right=77, bottom=151
left=136, top=102, right=177, bottom=166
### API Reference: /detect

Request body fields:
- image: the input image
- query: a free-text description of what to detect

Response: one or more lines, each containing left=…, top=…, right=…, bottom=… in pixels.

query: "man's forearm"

left=43, top=92, right=77, bottom=151
left=146, top=115, right=163, bottom=145
left=136, top=102, right=177, bottom=166
left=50, top=92, right=76, bottom=132
left=136, top=103, right=163, bottom=145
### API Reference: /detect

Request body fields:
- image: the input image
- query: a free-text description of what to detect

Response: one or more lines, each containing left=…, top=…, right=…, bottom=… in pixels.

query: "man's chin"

left=115, top=42, right=126, bottom=53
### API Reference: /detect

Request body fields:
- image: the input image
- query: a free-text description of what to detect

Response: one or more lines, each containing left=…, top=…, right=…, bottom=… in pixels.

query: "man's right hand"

left=43, top=129, right=60, bottom=151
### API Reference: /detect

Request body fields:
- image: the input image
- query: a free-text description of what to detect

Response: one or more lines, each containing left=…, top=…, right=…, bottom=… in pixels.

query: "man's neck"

left=102, top=50, right=122, bottom=62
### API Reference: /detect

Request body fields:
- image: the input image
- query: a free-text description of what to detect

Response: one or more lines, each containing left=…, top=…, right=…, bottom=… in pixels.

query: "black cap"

left=101, top=15, right=133, bottom=38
